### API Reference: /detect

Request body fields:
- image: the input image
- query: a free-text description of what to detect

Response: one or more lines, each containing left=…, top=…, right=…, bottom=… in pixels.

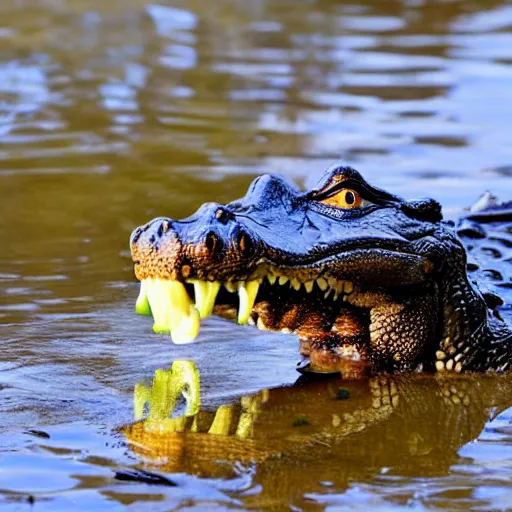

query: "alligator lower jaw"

left=135, top=273, right=379, bottom=363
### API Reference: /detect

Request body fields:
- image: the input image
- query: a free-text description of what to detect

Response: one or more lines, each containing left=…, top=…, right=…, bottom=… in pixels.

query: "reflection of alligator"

left=122, top=361, right=512, bottom=509
left=124, top=361, right=399, bottom=474
left=130, top=166, right=511, bottom=373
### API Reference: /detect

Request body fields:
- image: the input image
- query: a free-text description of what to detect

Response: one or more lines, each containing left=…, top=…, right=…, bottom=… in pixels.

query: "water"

left=1, top=0, right=511, bottom=509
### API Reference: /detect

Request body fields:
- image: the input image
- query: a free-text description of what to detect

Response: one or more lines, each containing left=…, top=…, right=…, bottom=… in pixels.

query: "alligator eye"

left=320, top=189, right=362, bottom=209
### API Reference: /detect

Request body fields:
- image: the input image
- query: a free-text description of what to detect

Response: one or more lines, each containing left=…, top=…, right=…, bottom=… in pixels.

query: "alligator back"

left=458, top=201, right=512, bottom=325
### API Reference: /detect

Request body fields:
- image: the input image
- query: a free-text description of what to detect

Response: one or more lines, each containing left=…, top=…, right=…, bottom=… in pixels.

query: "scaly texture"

left=130, top=165, right=512, bottom=373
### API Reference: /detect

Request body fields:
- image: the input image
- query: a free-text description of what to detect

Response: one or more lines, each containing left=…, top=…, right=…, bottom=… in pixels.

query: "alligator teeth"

left=257, top=317, right=268, bottom=330
left=139, top=273, right=355, bottom=341
left=135, top=279, right=152, bottom=316
left=316, top=277, right=328, bottom=291
left=224, top=281, right=237, bottom=293
left=238, top=280, right=261, bottom=324
left=145, top=279, right=170, bottom=333
left=191, top=280, right=221, bottom=318
left=167, top=281, right=201, bottom=344
left=145, top=278, right=200, bottom=344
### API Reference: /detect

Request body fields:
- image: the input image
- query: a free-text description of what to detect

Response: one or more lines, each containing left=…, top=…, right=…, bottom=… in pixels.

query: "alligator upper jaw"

left=132, top=244, right=434, bottom=289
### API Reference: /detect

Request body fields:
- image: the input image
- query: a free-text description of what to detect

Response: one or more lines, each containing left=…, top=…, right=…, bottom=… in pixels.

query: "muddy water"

left=1, top=0, right=512, bottom=510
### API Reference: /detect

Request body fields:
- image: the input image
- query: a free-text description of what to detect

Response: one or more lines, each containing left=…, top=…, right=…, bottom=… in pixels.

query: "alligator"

left=129, top=166, right=512, bottom=374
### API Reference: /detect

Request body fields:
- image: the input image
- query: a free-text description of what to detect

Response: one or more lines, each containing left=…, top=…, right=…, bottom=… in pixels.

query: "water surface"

left=1, top=0, right=512, bottom=510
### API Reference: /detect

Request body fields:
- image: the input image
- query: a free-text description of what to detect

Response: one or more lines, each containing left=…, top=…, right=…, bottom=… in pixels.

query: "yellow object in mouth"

left=142, top=278, right=201, bottom=344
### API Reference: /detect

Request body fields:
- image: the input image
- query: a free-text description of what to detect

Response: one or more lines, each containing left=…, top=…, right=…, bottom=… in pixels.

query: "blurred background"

left=1, top=0, right=512, bottom=510
left=3, top=0, right=512, bottom=277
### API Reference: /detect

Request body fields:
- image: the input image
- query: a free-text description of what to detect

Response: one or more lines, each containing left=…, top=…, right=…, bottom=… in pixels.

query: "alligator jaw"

left=135, top=268, right=439, bottom=373
left=135, top=273, right=357, bottom=344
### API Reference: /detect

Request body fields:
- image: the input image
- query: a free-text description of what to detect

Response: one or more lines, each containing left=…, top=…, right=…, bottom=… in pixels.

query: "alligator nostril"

left=205, top=231, right=221, bottom=257
left=130, top=227, right=143, bottom=249
left=237, top=230, right=253, bottom=255
left=156, top=219, right=170, bottom=238
left=215, top=207, right=233, bottom=225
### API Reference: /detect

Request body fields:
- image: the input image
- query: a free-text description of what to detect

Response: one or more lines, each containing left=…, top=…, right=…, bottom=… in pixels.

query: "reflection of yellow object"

left=235, top=412, right=253, bottom=439
left=124, top=370, right=407, bottom=478
left=124, top=362, right=275, bottom=473
left=134, top=360, right=200, bottom=432
left=131, top=361, right=268, bottom=441
left=208, top=405, right=234, bottom=436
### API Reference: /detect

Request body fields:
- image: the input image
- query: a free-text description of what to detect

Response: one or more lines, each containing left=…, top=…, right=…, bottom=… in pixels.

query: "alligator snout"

left=130, top=201, right=269, bottom=344
left=130, top=202, right=262, bottom=284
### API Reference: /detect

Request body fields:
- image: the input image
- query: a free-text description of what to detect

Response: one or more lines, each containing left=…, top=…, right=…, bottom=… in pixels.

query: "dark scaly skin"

left=130, top=166, right=512, bottom=373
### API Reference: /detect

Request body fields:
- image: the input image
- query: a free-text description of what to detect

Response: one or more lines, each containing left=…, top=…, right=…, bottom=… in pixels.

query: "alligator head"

left=130, top=166, right=511, bottom=373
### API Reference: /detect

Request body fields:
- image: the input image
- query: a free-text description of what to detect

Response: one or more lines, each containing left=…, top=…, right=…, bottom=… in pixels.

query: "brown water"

left=1, top=0, right=512, bottom=510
